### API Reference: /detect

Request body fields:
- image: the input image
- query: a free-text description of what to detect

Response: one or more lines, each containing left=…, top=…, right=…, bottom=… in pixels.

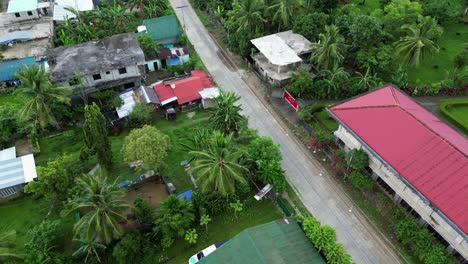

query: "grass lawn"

left=161, top=197, right=284, bottom=264
left=0, top=92, right=27, bottom=107
left=437, top=98, right=468, bottom=136
left=314, top=110, right=338, bottom=132
left=407, top=22, right=467, bottom=85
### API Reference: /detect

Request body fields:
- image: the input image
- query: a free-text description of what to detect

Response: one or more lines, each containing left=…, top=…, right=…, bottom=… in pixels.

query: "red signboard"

left=283, top=90, right=299, bottom=111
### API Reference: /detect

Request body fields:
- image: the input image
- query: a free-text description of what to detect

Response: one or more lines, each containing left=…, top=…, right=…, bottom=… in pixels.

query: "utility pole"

left=176, top=5, right=189, bottom=32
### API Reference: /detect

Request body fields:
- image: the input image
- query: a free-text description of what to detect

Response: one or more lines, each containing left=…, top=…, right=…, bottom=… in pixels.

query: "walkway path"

left=170, top=1, right=403, bottom=263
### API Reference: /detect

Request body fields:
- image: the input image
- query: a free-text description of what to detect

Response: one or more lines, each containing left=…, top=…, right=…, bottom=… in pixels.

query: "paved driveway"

left=169, top=1, right=403, bottom=263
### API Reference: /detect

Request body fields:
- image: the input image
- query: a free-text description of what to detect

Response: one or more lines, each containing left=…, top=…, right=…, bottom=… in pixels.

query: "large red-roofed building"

left=152, top=70, right=214, bottom=106
left=328, top=85, right=468, bottom=260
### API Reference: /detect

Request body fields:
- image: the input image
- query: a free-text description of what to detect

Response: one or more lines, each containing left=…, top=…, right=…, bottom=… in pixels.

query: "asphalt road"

left=169, top=1, right=403, bottom=263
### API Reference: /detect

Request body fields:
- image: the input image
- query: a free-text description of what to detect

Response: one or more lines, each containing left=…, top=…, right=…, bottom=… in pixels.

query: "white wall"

left=10, top=10, right=39, bottom=21
left=61, top=65, right=142, bottom=89
left=335, top=124, right=468, bottom=259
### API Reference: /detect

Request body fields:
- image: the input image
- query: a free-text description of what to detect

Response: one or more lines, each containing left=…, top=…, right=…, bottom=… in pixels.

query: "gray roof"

left=0, top=153, right=37, bottom=190
left=0, top=31, right=33, bottom=45
left=48, top=33, right=145, bottom=81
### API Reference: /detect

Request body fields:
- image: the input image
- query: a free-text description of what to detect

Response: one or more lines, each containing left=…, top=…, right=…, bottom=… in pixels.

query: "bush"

left=112, top=231, right=155, bottom=264
left=345, top=149, right=369, bottom=171
left=302, top=217, right=353, bottom=264
left=348, top=171, right=374, bottom=191
left=128, top=103, right=153, bottom=128
left=453, top=48, right=467, bottom=69
left=298, top=104, right=326, bottom=123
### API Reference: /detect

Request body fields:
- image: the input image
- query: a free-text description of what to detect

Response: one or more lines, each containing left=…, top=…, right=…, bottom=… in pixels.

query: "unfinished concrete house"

left=47, top=33, right=146, bottom=94
left=250, top=31, right=313, bottom=86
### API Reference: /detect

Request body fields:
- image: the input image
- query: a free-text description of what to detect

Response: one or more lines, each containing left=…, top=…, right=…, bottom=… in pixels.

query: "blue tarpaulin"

left=0, top=57, right=36, bottom=82
left=0, top=31, right=33, bottom=45
left=177, top=189, right=193, bottom=202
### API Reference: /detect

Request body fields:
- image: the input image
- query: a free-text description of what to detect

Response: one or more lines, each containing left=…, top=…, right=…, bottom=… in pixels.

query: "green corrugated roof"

left=7, top=0, right=38, bottom=13
left=143, top=15, right=180, bottom=42
left=201, top=219, right=326, bottom=264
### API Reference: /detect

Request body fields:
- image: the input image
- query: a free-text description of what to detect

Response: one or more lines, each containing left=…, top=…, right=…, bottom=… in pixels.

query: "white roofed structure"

left=53, top=0, right=94, bottom=21
left=250, top=31, right=313, bottom=86
left=0, top=147, right=38, bottom=200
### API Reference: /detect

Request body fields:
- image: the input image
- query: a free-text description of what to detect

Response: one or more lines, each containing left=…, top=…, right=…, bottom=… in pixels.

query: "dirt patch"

left=14, top=138, right=31, bottom=156
left=125, top=179, right=168, bottom=209
left=186, top=111, right=195, bottom=119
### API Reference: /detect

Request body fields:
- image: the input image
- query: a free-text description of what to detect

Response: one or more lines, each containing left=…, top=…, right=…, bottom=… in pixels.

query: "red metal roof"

left=330, top=85, right=468, bottom=234
left=153, top=70, right=213, bottom=105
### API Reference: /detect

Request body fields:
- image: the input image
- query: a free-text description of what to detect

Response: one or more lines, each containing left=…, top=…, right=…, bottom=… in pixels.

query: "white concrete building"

left=250, top=31, right=313, bottom=86
left=328, top=85, right=468, bottom=262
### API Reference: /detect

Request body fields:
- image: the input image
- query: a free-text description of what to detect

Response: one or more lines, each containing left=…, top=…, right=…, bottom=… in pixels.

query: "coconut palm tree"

left=229, top=0, right=266, bottom=33
left=72, top=238, right=106, bottom=263
left=15, top=64, right=72, bottom=130
left=208, top=91, right=245, bottom=134
left=190, top=132, right=248, bottom=194
left=62, top=172, right=130, bottom=245
left=395, top=16, right=443, bottom=67
left=0, top=230, right=21, bottom=260
left=310, top=25, right=347, bottom=71
left=267, top=0, right=299, bottom=32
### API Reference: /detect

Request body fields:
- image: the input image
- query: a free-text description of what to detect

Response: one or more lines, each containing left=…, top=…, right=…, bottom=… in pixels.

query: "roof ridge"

left=390, top=86, right=401, bottom=106
left=397, top=105, right=467, bottom=157
left=333, top=104, right=398, bottom=111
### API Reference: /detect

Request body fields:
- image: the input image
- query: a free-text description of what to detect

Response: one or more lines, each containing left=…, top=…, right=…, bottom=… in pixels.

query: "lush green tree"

left=190, top=132, right=248, bottom=194
left=83, top=103, right=112, bottom=170
left=208, top=91, right=245, bottom=133
left=293, top=12, right=329, bottom=42
left=333, top=4, right=360, bottom=39
left=154, top=195, right=195, bottom=247
left=137, top=34, right=160, bottom=60
left=200, top=214, right=212, bottom=233
left=127, top=103, right=154, bottom=128
left=0, top=231, right=21, bottom=260
left=247, top=136, right=282, bottom=164
left=15, top=65, right=71, bottom=130
left=257, top=159, right=286, bottom=193
left=349, top=15, right=385, bottom=50
left=24, top=157, right=70, bottom=206
left=310, top=25, right=347, bottom=70
left=184, top=229, right=198, bottom=245
left=122, top=125, right=170, bottom=172
left=421, top=0, right=463, bottom=25
left=0, top=105, right=19, bottom=148
left=143, top=0, right=169, bottom=19
left=345, top=149, right=369, bottom=171
left=132, top=195, right=154, bottom=225
left=352, top=68, right=381, bottom=93
left=73, top=238, right=106, bottom=263
left=395, top=16, right=443, bottom=67
left=267, top=0, right=299, bottom=32
left=112, top=231, right=154, bottom=264
left=380, top=0, right=423, bottom=38
left=453, top=47, right=467, bottom=69
left=228, top=0, right=266, bottom=33
left=312, top=0, right=339, bottom=12
left=25, top=220, right=63, bottom=262
left=391, top=64, right=409, bottom=88
left=355, top=45, right=397, bottom=80
left=317, top=67, right=351, bottom=98
left=287, top=69, right=314, bottom=98
left=62, top=172, right=130, bottom=244
left=229, top=199, right=243, bottom=218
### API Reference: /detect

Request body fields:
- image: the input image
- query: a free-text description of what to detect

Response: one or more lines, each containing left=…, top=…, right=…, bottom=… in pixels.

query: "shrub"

left=345, top=149, right=369, bottom=171
left=128, top=103, right=153, bottom=128
left=348, top=171, right=373, bottom=191
left=302, top=217, right=353, bottom=264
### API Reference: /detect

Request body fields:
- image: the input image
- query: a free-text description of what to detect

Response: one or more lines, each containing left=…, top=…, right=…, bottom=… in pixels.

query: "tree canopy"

left=83, top=103, right=112, bottom=170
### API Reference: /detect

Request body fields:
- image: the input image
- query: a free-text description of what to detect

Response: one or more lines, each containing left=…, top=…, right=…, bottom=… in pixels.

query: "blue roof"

left=0, top=57, right=36, bottom=82
left=177, top=189, right=193, bottom=202
left=0, top=31, right=33, bottom=45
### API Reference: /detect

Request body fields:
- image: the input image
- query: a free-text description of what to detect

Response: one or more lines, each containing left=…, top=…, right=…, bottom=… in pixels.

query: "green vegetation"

left=161, top=197, right=282, bottom=264
left=438, top=98, right=468, bottom=135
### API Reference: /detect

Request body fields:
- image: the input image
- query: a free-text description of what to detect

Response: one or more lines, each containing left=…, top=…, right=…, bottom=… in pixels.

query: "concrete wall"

left=10, top=10, right=39, bottom=21
left=58, top=65, right=143, bottom=92
left=334, top=124, right=468, bottom=259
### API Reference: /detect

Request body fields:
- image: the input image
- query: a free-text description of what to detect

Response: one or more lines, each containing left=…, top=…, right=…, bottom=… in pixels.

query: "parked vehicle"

left=188, top=240, right=227, bottom=264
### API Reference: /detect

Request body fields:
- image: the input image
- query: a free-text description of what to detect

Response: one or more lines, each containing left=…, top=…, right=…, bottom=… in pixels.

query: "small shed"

left=116, top=89, right=137, bottom=119
left=199, top=87, right=220, bottom=108
left=0, top=147, right=38, bottom=200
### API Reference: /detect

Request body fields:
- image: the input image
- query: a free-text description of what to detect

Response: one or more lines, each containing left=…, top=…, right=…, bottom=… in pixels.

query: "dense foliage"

left=82, top=103, right=112, bottom=170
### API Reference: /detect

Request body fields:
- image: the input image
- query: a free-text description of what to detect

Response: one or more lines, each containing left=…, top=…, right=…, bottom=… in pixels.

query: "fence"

left=276, top=196, right=293, bottom=217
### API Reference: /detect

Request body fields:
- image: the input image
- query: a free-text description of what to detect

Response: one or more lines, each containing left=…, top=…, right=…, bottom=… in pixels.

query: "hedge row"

left=438, top=99, right=468, bottom=135
left=300, top=216, right=354, bottom=264
left=392, top=209, right=455, bottom=264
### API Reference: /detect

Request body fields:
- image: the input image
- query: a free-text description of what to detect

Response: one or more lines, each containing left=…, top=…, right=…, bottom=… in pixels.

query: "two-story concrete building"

left=250, top=31, right=313, bottom=86
left=328, top=85, right=468, bottom=262
left=47, top=33, right=146, bottom=94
